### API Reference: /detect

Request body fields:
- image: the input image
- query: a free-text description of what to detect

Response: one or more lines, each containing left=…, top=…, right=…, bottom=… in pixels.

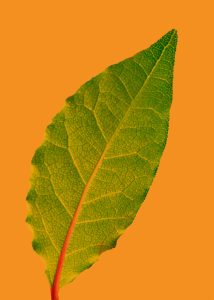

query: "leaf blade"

left=26, top=29, right=177, bottom=295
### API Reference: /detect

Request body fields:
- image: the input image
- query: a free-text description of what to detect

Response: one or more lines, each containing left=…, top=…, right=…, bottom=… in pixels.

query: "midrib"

left=51, top=31, right=175, bottom=300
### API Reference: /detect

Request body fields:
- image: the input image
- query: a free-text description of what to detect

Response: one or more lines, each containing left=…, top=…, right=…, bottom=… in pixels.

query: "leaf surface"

left=26, top=29, right=177, bottom=299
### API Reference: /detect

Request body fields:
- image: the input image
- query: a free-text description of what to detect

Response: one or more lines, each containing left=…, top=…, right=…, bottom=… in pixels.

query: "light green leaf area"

left=26, top=30, right=177, bottom=288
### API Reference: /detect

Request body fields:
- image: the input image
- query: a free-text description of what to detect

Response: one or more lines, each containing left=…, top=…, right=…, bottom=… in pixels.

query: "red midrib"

left=51, top=150, right=106, bottom=300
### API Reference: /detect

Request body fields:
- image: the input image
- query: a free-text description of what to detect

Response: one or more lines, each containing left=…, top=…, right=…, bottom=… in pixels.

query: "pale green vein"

left=35, top=203, right=60, bottom=253
left=44, top=162, right=73, bottom=217
left=83, top=191, right=122, bottom=204
left=93, top=112, right=107, bottom=142
left=132, top=59, right=148, bottom=76
left=83, top=191, right=134, bottom=206
left=153, top=76, right=170, bottom=84
left=64, top=122, right=86, bottom=185
left=66, top=243, right=110, bottom=257
left=76, top=215, right=133, bottom=225
left=133, top=107, right=164, bottom=120
left=108, top=72, right=133, bottom=101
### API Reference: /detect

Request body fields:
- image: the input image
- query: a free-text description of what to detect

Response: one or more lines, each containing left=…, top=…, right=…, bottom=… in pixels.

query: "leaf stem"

left=51, top=287, right=59, bottom=300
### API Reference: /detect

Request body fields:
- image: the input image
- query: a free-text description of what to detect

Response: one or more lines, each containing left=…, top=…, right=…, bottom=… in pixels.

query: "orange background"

left=0, top=1, right=213, bottom=299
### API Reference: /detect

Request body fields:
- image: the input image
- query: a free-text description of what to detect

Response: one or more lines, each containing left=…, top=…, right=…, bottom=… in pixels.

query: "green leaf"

left=26, top=29, right=177, bottom=299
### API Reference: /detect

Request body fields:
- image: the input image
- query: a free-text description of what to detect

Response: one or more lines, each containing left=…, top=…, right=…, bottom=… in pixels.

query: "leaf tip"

left=169, top=29, right=178, bottom=47
left=165, top=28, right=177, bottom=38
left=158, top=28, right=178, bottom=50
left=169, top=28, right=177, bottom=35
